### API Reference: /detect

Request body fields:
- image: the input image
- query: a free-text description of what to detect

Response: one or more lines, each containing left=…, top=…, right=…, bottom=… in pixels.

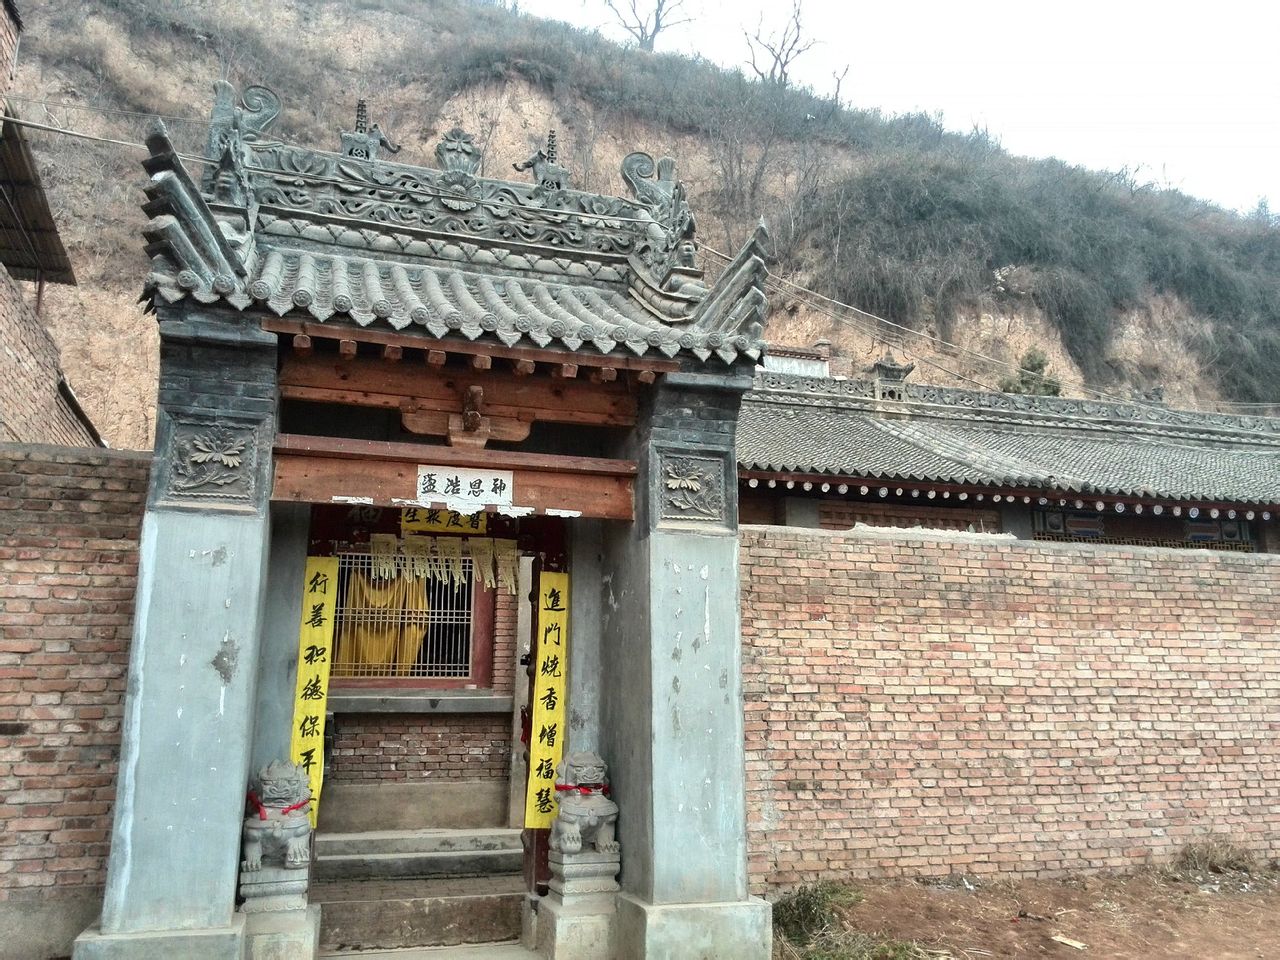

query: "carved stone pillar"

left=598, top=371, right=771, bottom=960
left=74, top=312, right=278, bottom=960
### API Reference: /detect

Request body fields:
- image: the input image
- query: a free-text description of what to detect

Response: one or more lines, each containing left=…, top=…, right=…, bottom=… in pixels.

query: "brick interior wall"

left=328, top=713, right=512, bottom=783
left=327, top=585, right=519, bottom=784
left=0, top=270, right=98, bottom=448
left=0, top=2, right=17, bottom=87
left=0, top=445, right=149, bottom=903
left=819, top=499, right=1002, bottom=533
left=741, top=524, right=1280, bottom=892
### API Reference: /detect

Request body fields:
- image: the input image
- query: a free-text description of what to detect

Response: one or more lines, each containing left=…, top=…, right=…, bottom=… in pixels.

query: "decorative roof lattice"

left=140, top=83, right=769, bottom=368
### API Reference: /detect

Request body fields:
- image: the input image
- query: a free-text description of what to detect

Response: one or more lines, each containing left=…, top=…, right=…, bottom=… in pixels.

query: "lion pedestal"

left=536, top=752, right=620, bottom=960
left=238, top=760, right=321, bottom=960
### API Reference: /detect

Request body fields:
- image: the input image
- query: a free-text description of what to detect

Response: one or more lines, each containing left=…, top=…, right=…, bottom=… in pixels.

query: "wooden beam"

left=426, top=349, right=447, bottom=367
left=382, top=344, right=403, bottom=362
left=271, top=434, right=635, bottom=521
left=279, top=354, right=638, bottom=428
left=635, top=370, right=658, bottom=385
left=258, top=316, right=680, bottom=373
left=552, top=363, right=578, bottom=379
left=338, top=339, right=357, bottom=360
left=292, top=334, right=312, bottom=357
left=276, top=433, right=637, bottom=476
left=512, top=359, right=536, bottom=377
left=589, top=367, right=617, bottom=384
left=471, top=354, right=493, bottom=371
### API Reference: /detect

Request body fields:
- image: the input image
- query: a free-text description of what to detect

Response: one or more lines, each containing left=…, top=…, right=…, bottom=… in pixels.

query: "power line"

left=12, top=111, right=1280, bottom=414
left=5, top=93, right=213, bottom=126
left=696, top=240, right=1195, bottom=411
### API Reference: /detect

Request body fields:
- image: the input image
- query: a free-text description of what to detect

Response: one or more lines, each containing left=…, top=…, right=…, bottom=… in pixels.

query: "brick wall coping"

left=741, top=521, right=1280, bottom=564
left=0, top=442, right=152, bottom=464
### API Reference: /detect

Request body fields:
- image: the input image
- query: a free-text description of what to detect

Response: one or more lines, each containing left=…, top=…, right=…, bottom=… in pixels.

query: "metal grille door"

left=330, top=553, right=474, bottom=678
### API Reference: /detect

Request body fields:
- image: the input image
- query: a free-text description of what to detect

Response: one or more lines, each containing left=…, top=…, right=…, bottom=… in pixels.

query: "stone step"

left=317, top=828, right=522, bottom=858
left=314, top=829, right=523, bottom=881
left=318, top=944, right=534, bottom=959
left=313, top=875, right=525, bottom=952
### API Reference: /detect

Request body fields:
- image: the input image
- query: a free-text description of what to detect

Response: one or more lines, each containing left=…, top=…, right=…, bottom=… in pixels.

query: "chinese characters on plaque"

left=400, top=506, right=488, bottom=536
left=290, top=556, right=338, bottom=827
left=416, top=465, right=514, bottom=512
left=524, top=571, right=570, bottom=829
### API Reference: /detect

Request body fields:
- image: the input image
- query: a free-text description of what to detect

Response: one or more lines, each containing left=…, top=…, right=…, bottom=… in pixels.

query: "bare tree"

left=745, top=0, right=815, bottom=88
left=603, top=0, right=693, bottom=52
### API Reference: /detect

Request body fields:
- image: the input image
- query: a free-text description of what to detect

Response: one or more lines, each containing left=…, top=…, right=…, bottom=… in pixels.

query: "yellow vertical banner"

left=290, top=557, right=339, bottom=828
left=524, top=571, right=570, bottom=829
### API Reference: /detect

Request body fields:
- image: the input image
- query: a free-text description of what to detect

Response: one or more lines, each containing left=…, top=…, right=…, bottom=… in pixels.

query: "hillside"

left=17, top=0, right=1280, bottom=448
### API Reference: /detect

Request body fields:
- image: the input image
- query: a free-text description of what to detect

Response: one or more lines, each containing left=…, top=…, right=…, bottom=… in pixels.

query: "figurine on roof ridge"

left=341, top=98, right=401, bottom=162
left=514, top=130, right=571, bottom=191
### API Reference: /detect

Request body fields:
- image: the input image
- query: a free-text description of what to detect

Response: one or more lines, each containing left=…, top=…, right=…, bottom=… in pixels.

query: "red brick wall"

left=328, top=713, right=511, bottom=783
left=327, top=586, right=519, bottom=784
left=0, top=2, right=18, bottom=88
left=0, top=270, right=98, bottom=448
left=0, top=445, right=149, bottom=903
left=819, top=499, right=1001, bottom=533
left=741, top=524, right=1280, bottom=892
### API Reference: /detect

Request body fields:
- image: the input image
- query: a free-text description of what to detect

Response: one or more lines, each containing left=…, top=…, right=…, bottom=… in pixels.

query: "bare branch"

left=603, top=0, right=693, bottom=52
left=744, top=0, right=815, bottom=88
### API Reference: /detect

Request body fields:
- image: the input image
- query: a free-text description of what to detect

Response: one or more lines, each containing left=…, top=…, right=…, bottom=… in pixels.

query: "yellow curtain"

left=340, top=572, right=403, bottom=671
left=335, top=570, right=432, bottom=676
left=396, top=578, right=430, bottom=676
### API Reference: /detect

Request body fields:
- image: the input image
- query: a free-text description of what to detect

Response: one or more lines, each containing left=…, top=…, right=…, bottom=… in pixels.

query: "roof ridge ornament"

left=869, top=348, right=915, bottom=402
left=513, top=130, right=570, bottom=191
left=340, top=98, right=401, bottom=162
left=684, top=219, right=771, bottom=358
left=435, top=127, right=481, bottom=175
left=622, top=151, right=707, bottom=310
left=870, top=349, right=915, bottom=383
left=141, top=119, right=249, bottom=309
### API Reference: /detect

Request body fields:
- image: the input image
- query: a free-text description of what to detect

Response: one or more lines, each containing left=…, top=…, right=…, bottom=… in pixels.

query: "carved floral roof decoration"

left=140, top=82, right=769, bottom=368
left=739, top=372, right=1280, bottom=505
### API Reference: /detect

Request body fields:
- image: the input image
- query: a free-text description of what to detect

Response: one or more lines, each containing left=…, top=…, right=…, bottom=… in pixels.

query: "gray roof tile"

left=740, top=373, right=1280, bottom=504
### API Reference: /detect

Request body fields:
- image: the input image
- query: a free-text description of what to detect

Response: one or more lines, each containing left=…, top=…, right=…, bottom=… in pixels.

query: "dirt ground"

left=828, top=871, right=1280, bottom=959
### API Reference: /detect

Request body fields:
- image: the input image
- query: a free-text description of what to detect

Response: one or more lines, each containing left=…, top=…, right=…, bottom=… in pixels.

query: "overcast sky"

left=514, top=0, right=1277, bottom=214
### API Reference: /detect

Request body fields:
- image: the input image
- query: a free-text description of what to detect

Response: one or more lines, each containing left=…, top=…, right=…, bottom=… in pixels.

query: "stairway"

left=314, top=828, right=523, bottom=881
left=312, top=827, right=526, bottom=951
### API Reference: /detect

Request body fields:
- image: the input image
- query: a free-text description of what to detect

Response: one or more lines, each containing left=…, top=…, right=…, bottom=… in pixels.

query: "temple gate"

left=72, top=84, right=771, bottom=960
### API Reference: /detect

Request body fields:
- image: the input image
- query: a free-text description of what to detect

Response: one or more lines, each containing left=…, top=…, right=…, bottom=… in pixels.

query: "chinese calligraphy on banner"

left=290, top=556, right=338, bottom=827
left=524, top=571, right=570, bottom=829
left=416, top=465, right=515, bottom=510
left=401, top=507, right=488, bottom=535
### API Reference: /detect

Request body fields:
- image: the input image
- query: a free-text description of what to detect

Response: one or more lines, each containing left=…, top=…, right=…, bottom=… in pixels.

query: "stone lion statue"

left=550, top=751, right=619, bottom=855
left=241, top=759, right=312, bottom=872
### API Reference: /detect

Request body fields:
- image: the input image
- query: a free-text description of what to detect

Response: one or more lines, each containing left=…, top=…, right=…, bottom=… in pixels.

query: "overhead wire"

left=10, top=107, right=1280, bottom=415
left=4, top=93, right=215, bottom=126
left=695, top=239, right=1215, bottom=411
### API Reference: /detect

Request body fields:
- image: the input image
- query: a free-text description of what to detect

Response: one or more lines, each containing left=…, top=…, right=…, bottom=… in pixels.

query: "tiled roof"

left=739, top=373, right=1280, bottom=505
left=138, top=84, right=769, bottom=368
left=147, top=245, right=760, bottom=363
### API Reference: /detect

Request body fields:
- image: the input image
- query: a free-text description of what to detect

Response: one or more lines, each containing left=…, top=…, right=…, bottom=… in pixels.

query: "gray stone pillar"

left=250, top=502, right=311, bottom=773
left=600, top=373, right=771, bottom=960
left=74, top=314, right=278, bottom=960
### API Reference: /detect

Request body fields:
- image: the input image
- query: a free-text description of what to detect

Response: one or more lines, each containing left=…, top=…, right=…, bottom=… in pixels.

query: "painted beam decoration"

left=290, top=557, right=338, bottom=827
left=524, top=572, right=570, bottom=829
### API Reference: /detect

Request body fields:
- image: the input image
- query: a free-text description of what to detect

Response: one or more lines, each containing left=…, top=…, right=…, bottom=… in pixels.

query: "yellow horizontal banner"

left=401, top=507, right=487, bottom=535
